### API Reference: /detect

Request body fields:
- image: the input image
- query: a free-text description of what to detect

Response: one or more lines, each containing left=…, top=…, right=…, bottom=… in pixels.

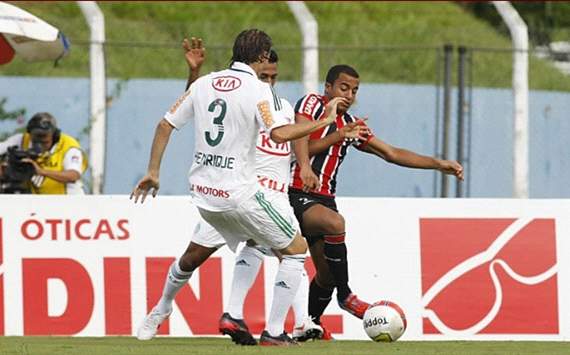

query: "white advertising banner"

left=0, top=195, right=568, bottom=341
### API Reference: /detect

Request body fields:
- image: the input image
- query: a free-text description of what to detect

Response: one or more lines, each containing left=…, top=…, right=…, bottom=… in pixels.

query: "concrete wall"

left=1, top=77, right=568, bottom=197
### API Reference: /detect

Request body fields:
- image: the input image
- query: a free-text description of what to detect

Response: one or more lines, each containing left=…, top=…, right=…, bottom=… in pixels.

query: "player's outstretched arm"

left=270, top=97, right=345, bottom=144
left=364, top=137, right=464, bottom=180
left=183, top=37, right=206, bottom=91
left=130, top=119, right=175, bottom=203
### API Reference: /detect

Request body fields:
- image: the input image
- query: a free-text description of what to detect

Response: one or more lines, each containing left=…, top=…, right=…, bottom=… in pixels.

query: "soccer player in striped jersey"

left=289, top=64, right=464, bottom=335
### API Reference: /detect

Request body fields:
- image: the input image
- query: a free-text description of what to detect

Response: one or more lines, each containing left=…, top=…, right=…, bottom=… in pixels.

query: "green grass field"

left=0, top=337, right=568, bottom=355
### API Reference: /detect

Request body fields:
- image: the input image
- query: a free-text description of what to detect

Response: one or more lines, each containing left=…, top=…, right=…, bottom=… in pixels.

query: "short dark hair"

left=325, top=64, right=359, bottom=84
left=231, top=29, right=272, bottom=65
left=268, top=49, right=279, bottom=64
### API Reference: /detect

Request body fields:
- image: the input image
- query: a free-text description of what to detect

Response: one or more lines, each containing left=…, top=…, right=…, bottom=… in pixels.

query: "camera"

left=0, top=145, right=41, bottom=194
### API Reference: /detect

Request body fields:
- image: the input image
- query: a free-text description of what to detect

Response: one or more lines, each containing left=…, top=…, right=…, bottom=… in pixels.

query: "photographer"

left=0, top=112, right=87, bottom=194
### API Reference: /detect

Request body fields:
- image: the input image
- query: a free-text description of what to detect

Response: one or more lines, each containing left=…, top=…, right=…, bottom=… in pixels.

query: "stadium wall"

left=1, top=77, right=570, bottom=198
left=0, top=195, right=568, bottom=341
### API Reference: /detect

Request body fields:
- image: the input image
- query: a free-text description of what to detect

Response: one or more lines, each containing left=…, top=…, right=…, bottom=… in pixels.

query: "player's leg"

left=291, top=267, right=325, bottom=341
left=137, top=221, right=221, bottom=340
left=220, top=240, right=271, bottom=345
left=259, top=232, right=307, bottom=345
left=156, top=241, right=217, bottom=314
left=302, top=204, right=370, bottom=320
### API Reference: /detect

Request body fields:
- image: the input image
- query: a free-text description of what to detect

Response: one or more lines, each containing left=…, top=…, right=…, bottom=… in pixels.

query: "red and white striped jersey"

left=290, top=93, right=374, bottom=196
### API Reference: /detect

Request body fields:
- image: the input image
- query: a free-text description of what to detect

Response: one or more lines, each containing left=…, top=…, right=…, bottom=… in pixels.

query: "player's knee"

left=178, top=253, right=199, bottom=271
left=325, top=213, right=345, bottom=234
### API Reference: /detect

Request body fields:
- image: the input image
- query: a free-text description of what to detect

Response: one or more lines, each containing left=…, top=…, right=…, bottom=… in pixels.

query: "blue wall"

left=1, top=77, right=569, bottom=197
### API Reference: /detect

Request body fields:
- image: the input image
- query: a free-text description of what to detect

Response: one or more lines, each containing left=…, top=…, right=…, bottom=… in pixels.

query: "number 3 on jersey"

left=205, top=98, right=226, bottom=147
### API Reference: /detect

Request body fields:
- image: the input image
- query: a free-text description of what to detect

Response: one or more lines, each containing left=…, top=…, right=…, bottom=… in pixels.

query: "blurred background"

left=1, top=1, right=569, bottom=198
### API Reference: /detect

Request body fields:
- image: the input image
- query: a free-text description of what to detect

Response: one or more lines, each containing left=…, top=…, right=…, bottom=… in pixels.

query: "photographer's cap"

left=26, top=112, right=57, bottom=135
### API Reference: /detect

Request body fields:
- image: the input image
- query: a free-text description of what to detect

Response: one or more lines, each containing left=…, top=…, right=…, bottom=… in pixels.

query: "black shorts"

left=288, top=188, right=338, bottom=242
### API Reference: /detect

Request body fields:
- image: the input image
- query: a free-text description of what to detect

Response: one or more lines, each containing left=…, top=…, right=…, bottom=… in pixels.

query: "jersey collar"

left=230, top=62, right=257, bottom=78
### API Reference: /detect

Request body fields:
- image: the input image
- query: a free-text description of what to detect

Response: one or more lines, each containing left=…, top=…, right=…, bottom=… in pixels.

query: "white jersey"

left=164, top=62, right=288, bottom=211
left=255, top=98, right=294, bottom=194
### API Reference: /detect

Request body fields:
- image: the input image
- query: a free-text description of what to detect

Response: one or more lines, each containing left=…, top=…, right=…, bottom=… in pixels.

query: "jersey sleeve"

left=255, top=82, right=288, bottom=136
left=294, top=93, right=324, bottom=121
left=164, top=82, right=196, bottom=130
left=62, top=147, right=84, bottom=174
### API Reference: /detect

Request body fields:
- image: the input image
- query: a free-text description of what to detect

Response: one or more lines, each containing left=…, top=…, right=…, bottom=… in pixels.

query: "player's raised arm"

left=183, top=37, right=206, bottom=91
left=363, top=136, right=464, bottom=180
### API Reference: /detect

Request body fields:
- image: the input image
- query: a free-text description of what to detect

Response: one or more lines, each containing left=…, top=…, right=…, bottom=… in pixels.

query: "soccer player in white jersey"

left=131, top=29, right=345, bottom=346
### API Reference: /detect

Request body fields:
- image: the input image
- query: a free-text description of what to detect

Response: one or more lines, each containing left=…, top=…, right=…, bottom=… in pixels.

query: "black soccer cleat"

left=259, top=330, right=298, bottom=346
left=218, top=312, right=257, bottom=345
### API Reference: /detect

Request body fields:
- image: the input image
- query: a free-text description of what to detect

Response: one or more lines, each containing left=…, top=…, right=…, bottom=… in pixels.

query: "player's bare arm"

left=292, top=133, right=320, bottom=192
left=307, top=121, right=368, bottom=157
left=364, top=137, right=464, bottom=180
left=270, top=97, right=345, bottom=144
left=131, top=119, right=175, bottom=203
left=184, top=37, right=206, bottom=91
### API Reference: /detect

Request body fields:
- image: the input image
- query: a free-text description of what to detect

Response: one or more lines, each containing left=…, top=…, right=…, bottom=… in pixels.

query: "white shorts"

left=191, top=219, right=226, bottom=249
left=198, top=189, right=300, bottom=252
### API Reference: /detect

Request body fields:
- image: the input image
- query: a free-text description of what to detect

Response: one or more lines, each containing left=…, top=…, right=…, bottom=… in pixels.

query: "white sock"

left=266, top=254, right=305, bottom=337
left=156, top=259, right=193, bottom=314
left=292, top=270, right=309, bottom=328
left=226, top=245, right=264, bottom=319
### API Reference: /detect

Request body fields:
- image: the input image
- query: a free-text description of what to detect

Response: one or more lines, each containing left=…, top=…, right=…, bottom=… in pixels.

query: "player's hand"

left=183, top=37, right=206, bottom=70
left=438, top=160, right=464, bottom=181
left=323, top=97, right=348, bottom=124
left=340, top=118, right=370, bottom=141
left=300, top=165, right=320, bottom=192
left=130, top=173, right=160, bottom=203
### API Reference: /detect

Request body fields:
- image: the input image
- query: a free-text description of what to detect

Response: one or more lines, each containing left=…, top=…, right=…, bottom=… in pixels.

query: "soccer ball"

left=362, top=300, right=407, bottom=342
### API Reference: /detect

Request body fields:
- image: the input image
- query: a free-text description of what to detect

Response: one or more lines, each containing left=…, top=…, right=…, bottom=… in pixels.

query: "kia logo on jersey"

left=212, top=76, right=242, bottom=92
left=256, top=130, right=290, bottom=156
left=419, top=218, right=559, bottom=335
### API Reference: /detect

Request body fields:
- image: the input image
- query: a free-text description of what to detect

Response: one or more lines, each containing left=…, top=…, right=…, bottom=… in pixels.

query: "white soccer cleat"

left=292, top=317, right=323, bottom=342
left=136, top=307, right=172, bottom=340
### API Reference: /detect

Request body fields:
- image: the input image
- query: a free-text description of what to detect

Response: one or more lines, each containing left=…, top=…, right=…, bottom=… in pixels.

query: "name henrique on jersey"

left=164, top=62, right=288, bottom=211
left=290, top=93, right=374, bottom=197
left=255, top=98, right=294, bottom=194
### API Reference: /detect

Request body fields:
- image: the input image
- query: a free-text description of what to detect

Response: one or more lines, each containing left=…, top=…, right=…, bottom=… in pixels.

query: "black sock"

left=308, top=278, right=334, bottom=324
left=323, top=234, right=352, bottom=302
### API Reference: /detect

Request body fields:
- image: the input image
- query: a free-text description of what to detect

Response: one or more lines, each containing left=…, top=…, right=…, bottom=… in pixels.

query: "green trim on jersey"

left=255, top=191, right=295, bottom=239
left=270, top=85, right=282, bottom=111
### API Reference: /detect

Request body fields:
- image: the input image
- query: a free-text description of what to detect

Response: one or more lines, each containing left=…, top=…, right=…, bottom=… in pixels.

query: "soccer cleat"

left=259, top=330, right=298, bottom=346
left=292, top=317, right=323, bottom=342
left=136, top=307, right=172, bottom=340
left=339, top=293, right=370, bottom=319
left=218, top=312, right=257, bottom=345
left=320, top=324, right=335, bottom=340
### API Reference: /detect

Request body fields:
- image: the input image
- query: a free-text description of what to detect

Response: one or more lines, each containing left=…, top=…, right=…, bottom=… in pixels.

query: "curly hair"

left=231, top=29, right=272, bottom=65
